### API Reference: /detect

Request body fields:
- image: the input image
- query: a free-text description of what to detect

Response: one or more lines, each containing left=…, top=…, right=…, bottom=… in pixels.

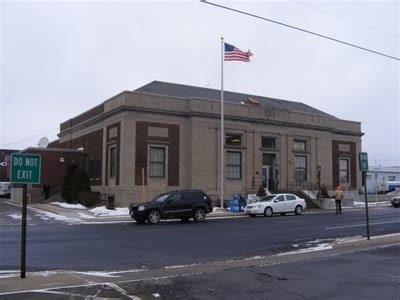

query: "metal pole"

left=220, top=37, right=224, bottom=209
left=21, top=184, right=27, bottom=278
left=364, top=171, right=371, bottom=240
left=141, top=168, right=145, bottom=202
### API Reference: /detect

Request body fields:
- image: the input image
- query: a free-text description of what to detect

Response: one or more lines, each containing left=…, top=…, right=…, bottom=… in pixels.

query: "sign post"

left=359, top=152, right=370, bottom=240
left=10, top=153, right=41, bottom=279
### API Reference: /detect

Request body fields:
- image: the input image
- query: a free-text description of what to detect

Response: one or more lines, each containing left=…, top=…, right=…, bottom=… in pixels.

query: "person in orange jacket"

left=334, top=185, right=344, bottom=214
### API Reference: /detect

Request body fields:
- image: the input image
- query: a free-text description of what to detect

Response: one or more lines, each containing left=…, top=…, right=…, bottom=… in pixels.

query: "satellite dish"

left=38, top=137, right=49, bottom=148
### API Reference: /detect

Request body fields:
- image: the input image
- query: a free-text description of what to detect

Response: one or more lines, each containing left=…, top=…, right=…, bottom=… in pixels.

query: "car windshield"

left=258, top=195, right=276, bottom=202
left=152, top=193, right=171, bottom=202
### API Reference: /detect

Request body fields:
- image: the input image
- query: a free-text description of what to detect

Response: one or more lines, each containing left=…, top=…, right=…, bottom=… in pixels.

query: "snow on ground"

left=354, top=201, right=390, bottom=207
left=35, top=211, right=72, bottom=222
left=51, top=202, right=87, bottom=210
left=89, top=206, right=129, bottom=217
left=8, top=214, right=21, bottom=220
left=75, top=271, right=120, bottom=278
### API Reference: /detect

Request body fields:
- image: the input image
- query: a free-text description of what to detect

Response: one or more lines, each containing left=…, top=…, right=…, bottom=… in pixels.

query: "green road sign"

left=10, top=153, right=41, bottom=184
left=359, top=152, right=369, bottom=171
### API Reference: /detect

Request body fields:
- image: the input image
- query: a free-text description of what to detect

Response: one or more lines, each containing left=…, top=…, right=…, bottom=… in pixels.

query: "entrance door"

left=262, top=166, right=270, bottom=189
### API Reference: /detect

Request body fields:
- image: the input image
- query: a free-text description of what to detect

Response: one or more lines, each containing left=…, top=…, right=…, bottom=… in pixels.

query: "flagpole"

left=220, top=37, right=224, bottom=209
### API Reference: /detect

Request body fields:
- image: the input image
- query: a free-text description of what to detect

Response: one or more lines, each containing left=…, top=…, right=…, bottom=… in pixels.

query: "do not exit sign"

left=10, top=153, right=41, bottom=184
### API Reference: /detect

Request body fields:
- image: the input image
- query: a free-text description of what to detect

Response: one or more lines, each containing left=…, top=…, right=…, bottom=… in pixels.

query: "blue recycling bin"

left=229, top=194, right=240, bottom=212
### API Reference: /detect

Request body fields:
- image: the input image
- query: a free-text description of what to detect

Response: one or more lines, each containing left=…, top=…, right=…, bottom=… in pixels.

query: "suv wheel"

left=193, top=208, right=206, bottom=222
left=147, top=210, right=161, bottom=224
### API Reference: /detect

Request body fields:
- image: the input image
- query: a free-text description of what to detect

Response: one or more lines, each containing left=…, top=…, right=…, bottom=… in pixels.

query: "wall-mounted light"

left=59, top=157, right=65, bottom=163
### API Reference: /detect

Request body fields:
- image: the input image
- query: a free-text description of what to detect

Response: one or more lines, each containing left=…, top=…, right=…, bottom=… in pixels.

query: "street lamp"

left=317, top=165, right=322, bottom=197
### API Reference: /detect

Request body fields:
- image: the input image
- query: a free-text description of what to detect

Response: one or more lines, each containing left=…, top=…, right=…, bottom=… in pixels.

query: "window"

left=149, top=147, right=166, bottom=178
left=286, top=194, right=296, bottom=201
left=276, top=195, right=285, bottom=202
left=225, top=134, right=242, bottom=146
left=339, top=158, right=349, bottom=183
left=108, top=145, right=117, bottom=178
left=388, top=176, right=396, bottom=181
left=294, top=156, right=307, bottom=182
left=226, top=151, right=242, bottom=179
left=262, top=137, right=276, bottom=149
left=95, top=159, right=101, bottom=179
left=293, top=140, right=307, bottom=151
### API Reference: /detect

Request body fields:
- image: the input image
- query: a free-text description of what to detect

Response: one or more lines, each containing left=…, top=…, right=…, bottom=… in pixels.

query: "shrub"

left=77, top=191, right=99, bottom=207
left=71, top=168, right=91, bottom=200
left=61, top=167, right=77, bottom=204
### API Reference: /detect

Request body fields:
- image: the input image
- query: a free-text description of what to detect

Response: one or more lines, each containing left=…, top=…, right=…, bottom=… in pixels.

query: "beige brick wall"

left=58, top=91, right=362, bottom=207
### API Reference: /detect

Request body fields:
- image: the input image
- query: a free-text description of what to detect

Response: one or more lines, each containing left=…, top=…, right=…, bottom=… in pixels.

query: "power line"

left=201, top=1, right=400, bottom=61
left=295, top=1, right=400, bottom=40
left=0, top=127, right=59, bottom=147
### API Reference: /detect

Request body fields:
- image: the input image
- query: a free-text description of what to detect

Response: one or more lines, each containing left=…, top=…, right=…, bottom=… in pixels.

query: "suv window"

left=182, top=192, right=194, bottom=202
left=168, top=193, right=181, bottom=204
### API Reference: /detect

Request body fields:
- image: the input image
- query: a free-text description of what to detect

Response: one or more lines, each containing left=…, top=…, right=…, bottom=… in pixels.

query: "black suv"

left=129, top=190, right=213, bottom=224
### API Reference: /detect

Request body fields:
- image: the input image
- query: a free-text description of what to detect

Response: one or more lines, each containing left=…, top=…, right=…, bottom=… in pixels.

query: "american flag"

left=224, top=43, right=252, bottom=62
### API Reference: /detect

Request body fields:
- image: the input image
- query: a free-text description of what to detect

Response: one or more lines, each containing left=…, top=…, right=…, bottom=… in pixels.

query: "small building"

left=14, top=147, right=84, bottom=203
left=0, top=149, right=19, bottom=182
left=54, top=81, right=363, bottom=207
left=366, top=166, right=400, bottom=194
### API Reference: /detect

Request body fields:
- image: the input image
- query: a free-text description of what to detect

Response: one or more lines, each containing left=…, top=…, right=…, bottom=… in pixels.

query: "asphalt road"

left=1, top=203, right=399, bottom=272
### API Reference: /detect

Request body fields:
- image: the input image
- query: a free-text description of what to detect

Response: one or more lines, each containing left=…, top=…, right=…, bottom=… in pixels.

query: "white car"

left=244, top=193, right=307, bottom=217
left=0, top=182, right=11, bottom=197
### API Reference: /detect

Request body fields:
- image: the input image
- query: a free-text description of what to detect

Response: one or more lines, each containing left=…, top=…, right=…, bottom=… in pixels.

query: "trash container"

left=229, top=194, right=240, bottom=212
left=106, top=195, right=115, bottom=210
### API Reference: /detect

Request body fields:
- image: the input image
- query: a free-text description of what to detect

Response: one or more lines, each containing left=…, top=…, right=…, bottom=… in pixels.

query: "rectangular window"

left=149, top=147, right=166, bottom=178
left=95, top=158, right=101, bottom=179
left=339, top=158, right=349, bottom=183
left=388, top=176, right=396, bottom=181
left=225, top=134, right=242, bottom=146
left=108, top=145, right=117, bottom=178
left=293, top=140, right=307, bottom=151
left=226, top=151, right=242, bottom=179
left=294, top=155, right=307, bottom=182
left=261, top=137, right=276, bottom=149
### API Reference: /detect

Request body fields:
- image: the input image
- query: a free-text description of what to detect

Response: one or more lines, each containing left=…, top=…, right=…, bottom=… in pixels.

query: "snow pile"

left=51, top=202, right=87, bottom=210
left=89, top=206, right=129, bottom=217
left=37, top=211, right=72, bottom=222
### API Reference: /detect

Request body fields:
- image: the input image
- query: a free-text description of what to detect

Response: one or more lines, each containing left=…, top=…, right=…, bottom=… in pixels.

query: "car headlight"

left=255, top=204, right=262, bottom=208
left=138, top=206, right=145, bottom=211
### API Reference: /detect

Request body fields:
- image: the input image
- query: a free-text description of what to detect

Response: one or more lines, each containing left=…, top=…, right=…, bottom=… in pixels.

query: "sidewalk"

left=9, top=200, right=392, bottom=224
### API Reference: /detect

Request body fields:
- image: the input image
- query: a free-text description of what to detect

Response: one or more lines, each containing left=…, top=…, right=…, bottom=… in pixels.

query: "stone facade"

left=58, top=84, right=363, bottom=207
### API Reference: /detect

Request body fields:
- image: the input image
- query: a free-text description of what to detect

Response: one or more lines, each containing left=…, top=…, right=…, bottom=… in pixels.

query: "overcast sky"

left=1, top=0, right=399, bottom=167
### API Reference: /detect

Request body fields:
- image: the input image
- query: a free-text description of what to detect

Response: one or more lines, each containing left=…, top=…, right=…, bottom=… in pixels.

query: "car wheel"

left=264, top=207, right=273, bottom=217
left=180, top=217, right=190, bottom=223
left=135, top=219, right=146, bottom=225
left=295, top=205, right=303, bottom=215
left=280, top=213, right=286, bottom=216
left=147, top=210, right=161, bottom=224
left=193, top=208, right=206, bottom=222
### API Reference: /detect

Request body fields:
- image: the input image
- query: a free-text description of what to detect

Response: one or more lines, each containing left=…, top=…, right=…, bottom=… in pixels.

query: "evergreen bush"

left=61, top=167, right=77, bottom=204
left=71, top=168, right=91, bottom=201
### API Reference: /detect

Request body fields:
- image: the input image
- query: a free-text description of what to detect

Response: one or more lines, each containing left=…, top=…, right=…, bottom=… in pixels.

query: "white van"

left=0, top=182, right=11, bottom=197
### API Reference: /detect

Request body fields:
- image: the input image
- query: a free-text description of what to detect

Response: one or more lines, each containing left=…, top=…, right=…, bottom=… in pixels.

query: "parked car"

left=0, top=182, right=11, bottom=197
left=244, top=193, right=306, bottom=217
left=129, top=190, right=213, bottom=224
left=391, top=196, right=400, bottom=208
